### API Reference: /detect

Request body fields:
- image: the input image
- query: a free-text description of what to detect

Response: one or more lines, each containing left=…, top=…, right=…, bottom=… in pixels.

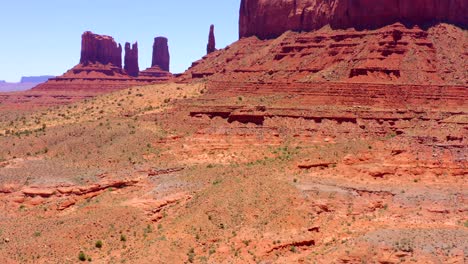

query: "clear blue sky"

left=0, top=0, right=240, bottom=82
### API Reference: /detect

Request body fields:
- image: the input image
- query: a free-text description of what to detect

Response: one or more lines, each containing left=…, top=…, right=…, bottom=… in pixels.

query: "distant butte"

left=139, top=37, right=173, bottom=81
left=34, top=32, right=173, bottom=92
left=152, top=37, right=170, bottom=72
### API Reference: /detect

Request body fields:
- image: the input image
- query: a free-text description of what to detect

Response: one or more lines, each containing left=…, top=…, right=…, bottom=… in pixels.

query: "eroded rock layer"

left=240, top=0, right=468, bottom=39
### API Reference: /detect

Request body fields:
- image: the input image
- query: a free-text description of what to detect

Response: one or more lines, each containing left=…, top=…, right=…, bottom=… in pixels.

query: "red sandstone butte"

left=80, top=31, right=122, bottom=67
left=139, top=36, right=173, bottom=81
left=207, top=24, right=216, bottom=54
left=151, top=37, right=170, bottom=72
left=239, top=0, right=468, bottom=39
left=124, top=42, right=139, bottom=77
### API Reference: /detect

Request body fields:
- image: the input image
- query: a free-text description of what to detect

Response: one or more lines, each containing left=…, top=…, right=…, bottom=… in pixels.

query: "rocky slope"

left=240, top=0, right=468, bottom=39
left=184, top=23, right=467, bottom=85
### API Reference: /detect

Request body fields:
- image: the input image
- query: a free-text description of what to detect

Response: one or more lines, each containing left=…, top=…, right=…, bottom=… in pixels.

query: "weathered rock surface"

left=152, top=37, right=170, bottom=72
left=124, top=42, right=139, bottom=77
left=207, top=24, right=216, bottom=54
left=80, top=31, right=122, bottom=67
left=239, top=0, right=468, bottom=39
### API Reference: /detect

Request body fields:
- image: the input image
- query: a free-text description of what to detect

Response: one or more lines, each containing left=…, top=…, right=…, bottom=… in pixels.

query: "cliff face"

left=124, top=42, right=139, bottom=77
left=239, top=0, right=468, bottom=39
left=151, top=37, right=170, bottom=72
left=80, top=31, right=122, bottom=67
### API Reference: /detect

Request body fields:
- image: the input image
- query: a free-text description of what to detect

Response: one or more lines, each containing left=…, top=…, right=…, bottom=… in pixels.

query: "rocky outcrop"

left=151, top=37, right=170, bottom=72
left=80, top=31, right=122, bottom=67
left=207, top=24, right=216, bottom=54
left=124, top=42, right=139, bottom=77
left=239, top=0, right=468, bottom=39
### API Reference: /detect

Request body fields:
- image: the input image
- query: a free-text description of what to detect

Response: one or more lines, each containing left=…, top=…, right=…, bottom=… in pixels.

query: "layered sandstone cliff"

left=239, top=0, right=468, bottom=39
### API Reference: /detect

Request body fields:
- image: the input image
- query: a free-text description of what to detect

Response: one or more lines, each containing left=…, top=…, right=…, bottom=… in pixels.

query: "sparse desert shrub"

left=394, top=238, right=414, bottom=252
left=120, top=234, right=127, bottom=242
left=187, top=248, right=195, bottom=263
left=95, top=240, right=103, bottom=248
left=78, top=251, right=86, bottom=261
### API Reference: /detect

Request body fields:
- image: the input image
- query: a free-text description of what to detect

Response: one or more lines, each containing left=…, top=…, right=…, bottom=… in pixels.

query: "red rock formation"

left=239, top=0, right=468, bottom=39
left=34, top=32, right=171, bottom=92
left=207, top=24, right=216, bottom=54
left=124, top=42, right=139, bottom=77
left=152, top=37, right=170, bottom=72
left=80, top=31, right=122, bottom=67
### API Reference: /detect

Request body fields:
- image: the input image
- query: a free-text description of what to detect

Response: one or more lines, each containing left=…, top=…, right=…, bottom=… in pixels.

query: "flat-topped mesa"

left=207, top=24, right=216, bottom=54
left=80, top=31, right=122, bottom=67
left=151, top=37, right=170, bottom=72
left=124, top=42, right=139, bottom=77
left=239, top=0, right=468, bottom=39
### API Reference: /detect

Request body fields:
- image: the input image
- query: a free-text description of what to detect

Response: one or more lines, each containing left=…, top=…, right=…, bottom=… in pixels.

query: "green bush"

left=95, top=240, right=103, bottom=248
left=78, top=251, right=86, bottom=261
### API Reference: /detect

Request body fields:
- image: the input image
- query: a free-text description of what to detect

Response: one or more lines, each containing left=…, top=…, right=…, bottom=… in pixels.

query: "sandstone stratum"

left=0, top=0, right=467, bottom=263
